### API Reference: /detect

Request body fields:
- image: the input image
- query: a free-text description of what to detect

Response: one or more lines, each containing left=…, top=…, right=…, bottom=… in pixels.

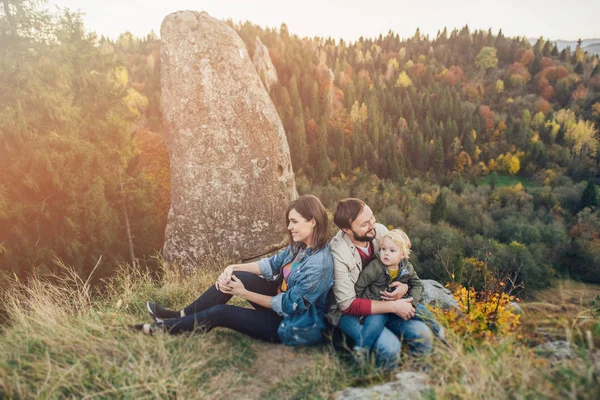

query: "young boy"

left=353, top=229, right=444, bottom=360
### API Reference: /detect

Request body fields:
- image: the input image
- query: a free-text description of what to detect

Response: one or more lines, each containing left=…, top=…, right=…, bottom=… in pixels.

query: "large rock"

left=535, top=341, right=576, bottom=361
left=252, top=36, right=278, bottom=92
left=421, top=279, right=459, bottom=310
left=161, top=11, right=296, bottom=266
left=334, top=371, right=430, bottom=399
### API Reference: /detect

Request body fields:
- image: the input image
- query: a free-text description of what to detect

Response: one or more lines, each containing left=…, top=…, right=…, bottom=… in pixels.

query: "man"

left=329, top=198, right=433, bottom=368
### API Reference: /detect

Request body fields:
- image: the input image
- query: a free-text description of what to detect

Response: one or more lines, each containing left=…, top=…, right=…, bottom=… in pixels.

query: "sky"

left=47, top=0, right=599, bottom=43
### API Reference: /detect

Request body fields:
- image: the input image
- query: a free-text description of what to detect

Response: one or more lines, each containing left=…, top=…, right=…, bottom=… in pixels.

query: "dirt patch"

left=214, top=341, right=315, bottom=399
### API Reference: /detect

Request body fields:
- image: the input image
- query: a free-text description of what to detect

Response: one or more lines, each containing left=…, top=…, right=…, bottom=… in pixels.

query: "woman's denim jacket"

left=258, top=244, right=334, bottom=346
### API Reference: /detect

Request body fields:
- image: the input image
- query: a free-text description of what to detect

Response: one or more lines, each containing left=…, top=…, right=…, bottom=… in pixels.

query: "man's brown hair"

left=286, top=195, right=329, bottom=250
left=333, top=198, right=366, bottom=230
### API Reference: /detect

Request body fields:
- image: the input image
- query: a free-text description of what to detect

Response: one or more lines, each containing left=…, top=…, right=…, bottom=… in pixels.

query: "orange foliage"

left=411, top=63, right=427, bottom=80
left=314, top=62, right=333, bottom=101
left=572, top=84, right=587, bottom=101
left=306, top=119, right=319, bottom=146
left=539, top=78, right=555, bottom=100
left=434, top=283, right=522, bottom=342
left=479, top=105, right=495, bottom=135
left=440, top=66, right=464, bottom=86
left=535, top=98, right=553, bottom=114
left=455, top=151, right=473, bottom=172
left=517, top=49, right=535, bottom=67
left=329, top=109, right=354, bottom=145
left=541, top=57, right=554, bottom=68
left=507, top=62, right=531, bottom=86
left=331, top=86, right=345, bottom=112
left=538, top=66, right=569, bottom=83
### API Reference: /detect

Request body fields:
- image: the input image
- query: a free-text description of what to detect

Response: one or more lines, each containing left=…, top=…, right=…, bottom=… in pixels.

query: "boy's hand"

left=380, top=282, right=409, bottom=300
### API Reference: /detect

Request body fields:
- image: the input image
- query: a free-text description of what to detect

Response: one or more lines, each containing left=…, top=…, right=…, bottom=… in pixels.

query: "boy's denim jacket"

left=258, top=243, right=334, bottom=346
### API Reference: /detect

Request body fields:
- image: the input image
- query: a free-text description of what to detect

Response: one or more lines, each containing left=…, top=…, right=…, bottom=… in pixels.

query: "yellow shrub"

left=433, top=284, right=521, bottom=342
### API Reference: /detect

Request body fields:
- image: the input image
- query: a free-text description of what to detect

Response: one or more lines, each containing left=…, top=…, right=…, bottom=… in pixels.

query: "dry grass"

left=0, top=260, right=599, bottom=399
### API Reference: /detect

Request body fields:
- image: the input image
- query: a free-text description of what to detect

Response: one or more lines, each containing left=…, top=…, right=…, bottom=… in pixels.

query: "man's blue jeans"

left=338, top=312, right=433, bottom=369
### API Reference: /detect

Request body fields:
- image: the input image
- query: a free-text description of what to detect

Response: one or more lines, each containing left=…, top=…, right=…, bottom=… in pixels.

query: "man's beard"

left=351, top=228, right=376, bottom=243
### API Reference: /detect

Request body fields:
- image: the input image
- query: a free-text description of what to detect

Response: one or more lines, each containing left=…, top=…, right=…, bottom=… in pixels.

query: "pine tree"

left=290, top=113, right=308, bottom=169
left=430, top=191, right=448, bottom=224
left=580, top=180, right=598, bottom=211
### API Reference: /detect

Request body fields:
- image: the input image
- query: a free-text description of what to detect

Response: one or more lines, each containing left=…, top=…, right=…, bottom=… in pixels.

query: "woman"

left=134, top=195, right=334, bottom=346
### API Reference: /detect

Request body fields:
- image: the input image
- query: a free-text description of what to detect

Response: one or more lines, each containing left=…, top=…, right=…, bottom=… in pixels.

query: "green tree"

left=580, top=180, right=598, bottom=211
left=0, top=1, right=157, bottom=275
left=431, top=191, right=448, bottom=224
left=475, top=46, right=498, bottom=71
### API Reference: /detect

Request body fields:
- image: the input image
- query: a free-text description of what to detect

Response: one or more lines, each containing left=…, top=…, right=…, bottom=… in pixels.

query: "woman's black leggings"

left=160, top=272, right=283, bottom=342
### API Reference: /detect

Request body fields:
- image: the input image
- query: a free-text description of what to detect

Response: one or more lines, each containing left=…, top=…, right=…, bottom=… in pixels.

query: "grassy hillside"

left=1, top=261, right=598, bottom=399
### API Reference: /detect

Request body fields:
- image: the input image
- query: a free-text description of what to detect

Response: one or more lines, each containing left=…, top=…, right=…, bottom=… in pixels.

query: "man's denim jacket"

left=258, top=244, right=334, bottom=346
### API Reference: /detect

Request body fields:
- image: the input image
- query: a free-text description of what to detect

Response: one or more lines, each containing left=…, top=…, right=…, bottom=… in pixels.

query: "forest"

left=2, top=0, right=600, bottom=293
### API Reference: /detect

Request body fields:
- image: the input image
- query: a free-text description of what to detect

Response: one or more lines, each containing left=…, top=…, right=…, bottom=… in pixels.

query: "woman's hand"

left=390, top=297, right=415, bottom=320
left=380, top=282, right=409, bottom=301
left=215, top=265, right=235, bottom=292
left=219, top=275, right=247, bottom=298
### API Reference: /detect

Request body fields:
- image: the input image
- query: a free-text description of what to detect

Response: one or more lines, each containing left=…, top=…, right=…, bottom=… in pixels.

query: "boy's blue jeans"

left=358, top=304, right=443, bottom=349
left=338, top=304, right=436, bottom=370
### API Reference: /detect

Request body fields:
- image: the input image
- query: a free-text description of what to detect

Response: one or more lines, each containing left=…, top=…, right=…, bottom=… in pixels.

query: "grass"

left=478, top=174, right=535, bottom=188
left=0, top=260, right=599, bottom=399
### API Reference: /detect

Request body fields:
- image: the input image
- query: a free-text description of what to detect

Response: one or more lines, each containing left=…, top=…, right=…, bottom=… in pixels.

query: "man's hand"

left=380, top=282, right=409, bottom=301
left=391, top=298, right=415, bottom=320
left=215, top=265, right=235, bottom=291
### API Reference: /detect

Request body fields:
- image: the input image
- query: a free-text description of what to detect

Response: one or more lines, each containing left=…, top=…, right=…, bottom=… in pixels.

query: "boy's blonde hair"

left=380, top=229, right=411, bottom=259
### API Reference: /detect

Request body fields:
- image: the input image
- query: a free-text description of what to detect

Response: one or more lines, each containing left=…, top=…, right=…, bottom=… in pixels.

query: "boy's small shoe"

left=352, top=346, right=369, bottom=367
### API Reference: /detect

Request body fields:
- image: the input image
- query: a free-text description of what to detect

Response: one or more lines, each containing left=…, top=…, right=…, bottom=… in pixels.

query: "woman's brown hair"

left=286, top=195, right=329, bottom=251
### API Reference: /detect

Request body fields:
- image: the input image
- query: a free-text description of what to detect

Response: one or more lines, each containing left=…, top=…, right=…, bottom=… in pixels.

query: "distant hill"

left=584, top=43, right=600, bottom=56
left=555, top=39, right=600, bottom=51
left=527, top=38, right=600, bottom=52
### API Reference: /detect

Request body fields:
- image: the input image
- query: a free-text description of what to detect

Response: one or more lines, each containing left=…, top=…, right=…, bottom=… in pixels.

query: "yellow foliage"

left=592, top=102, right=600, bottom=118
left=476, top=161, right=489, bottom=176
left=455, top=151, right=472, bottom=172
left=418, top=192, right=436, bottom=205
left=565, top=119, right=597, bottom=158
left=494, top=152, right=521, bottom=175
left=395, top=71, right=412, bottom=88
left=495, top=79, right=504, bottom=93
left=124, top=88, right=149, bottom=119
left=474, top=145, right=481, bottom=161
left=433, top=284, right=521, bottom=341
left=543, top=169, right=556, bottom=186
left=509, top=183, right=523, bottom=193
left=112, top=66, right=129, bottom=87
